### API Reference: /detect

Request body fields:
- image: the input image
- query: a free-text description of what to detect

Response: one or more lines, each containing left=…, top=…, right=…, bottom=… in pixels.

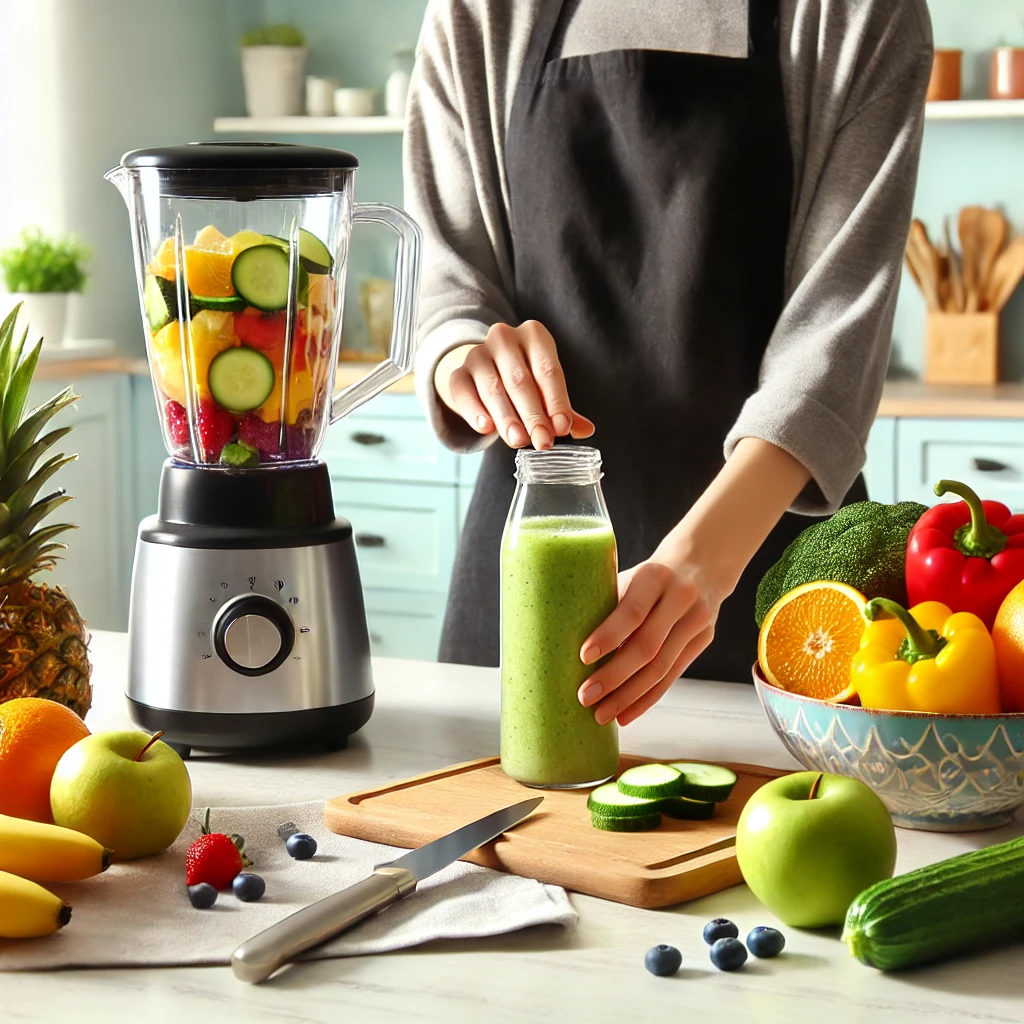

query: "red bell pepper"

left=906, top=479, right=1024, bottom=628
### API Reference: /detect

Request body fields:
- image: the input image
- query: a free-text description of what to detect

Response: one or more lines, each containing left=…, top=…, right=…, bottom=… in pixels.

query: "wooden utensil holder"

left=924, top=311, right=999, bottom=384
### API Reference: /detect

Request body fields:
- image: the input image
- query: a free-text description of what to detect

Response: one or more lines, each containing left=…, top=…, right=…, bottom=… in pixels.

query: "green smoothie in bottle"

left=500, top=447, right=619, bottom=787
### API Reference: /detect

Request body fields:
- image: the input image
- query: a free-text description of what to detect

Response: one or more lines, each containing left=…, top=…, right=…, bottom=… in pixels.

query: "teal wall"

left=893, top=0, right=1024, bottom=380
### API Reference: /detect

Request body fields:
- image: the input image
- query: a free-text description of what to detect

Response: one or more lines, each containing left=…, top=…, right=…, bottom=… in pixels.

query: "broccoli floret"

left=755, top=501, right=928, bottom=626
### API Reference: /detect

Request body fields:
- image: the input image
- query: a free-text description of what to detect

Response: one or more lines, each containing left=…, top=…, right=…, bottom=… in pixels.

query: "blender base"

left=127, top=693, right=374, bottom=759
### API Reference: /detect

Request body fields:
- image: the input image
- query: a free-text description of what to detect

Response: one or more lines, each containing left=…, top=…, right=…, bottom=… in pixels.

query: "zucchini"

left=842, top=834, right=1024, bottom=971
left=587, top=783, right=660, bottom=818
left=590, top=811, right=662, bottom=833
left=190, top=294, right=247, bottom=314
left=208, top=347, right=275, bottom=413
left=660, top=796, right=715, bottom=820
left=144, top=274, right=177, bottom=331
left=263, top=229, right=333, bottom=274
left=616, top=764, right=683, bottom=799
left=668, top=762, right=737, bottom=802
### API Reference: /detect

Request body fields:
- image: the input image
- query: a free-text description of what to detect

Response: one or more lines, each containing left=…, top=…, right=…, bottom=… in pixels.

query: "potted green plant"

left=0, top=228, right=90, bottom=349
left=240, top=24, right=308, bottom=118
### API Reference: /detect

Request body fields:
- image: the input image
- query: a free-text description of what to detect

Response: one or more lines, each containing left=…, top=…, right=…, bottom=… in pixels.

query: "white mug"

left=334, top=87, right=376, bottom=117
left=306, top=76, right=340, bottom=117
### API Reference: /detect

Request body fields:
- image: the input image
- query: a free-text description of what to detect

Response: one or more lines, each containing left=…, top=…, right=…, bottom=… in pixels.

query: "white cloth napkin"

left=0, top=802, right=578, bottom=971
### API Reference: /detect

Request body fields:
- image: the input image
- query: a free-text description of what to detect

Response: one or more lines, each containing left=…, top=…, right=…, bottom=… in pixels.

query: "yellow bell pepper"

left=851, top=599, right=1002, bottom=715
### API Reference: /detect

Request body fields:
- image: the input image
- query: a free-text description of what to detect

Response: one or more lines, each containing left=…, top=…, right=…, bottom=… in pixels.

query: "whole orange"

left=0, top=697, right=90, bottom=822
left=993, top=580, right=1024, bottom=713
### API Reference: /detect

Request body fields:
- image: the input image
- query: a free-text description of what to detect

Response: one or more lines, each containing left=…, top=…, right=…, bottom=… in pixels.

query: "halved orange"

left=757, top=581, right=866, bottom=702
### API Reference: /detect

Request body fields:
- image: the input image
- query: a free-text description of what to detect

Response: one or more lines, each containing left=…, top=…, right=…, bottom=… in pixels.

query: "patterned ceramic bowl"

left=752, top=666, right=1024, bottom=832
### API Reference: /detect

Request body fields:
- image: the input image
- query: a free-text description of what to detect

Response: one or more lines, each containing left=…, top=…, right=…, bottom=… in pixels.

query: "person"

left=403, top=0, right=933, bottom=727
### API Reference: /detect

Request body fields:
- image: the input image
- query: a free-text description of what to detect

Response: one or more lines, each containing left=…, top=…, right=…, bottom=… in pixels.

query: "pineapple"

left=0, top=304, right=91, bottom=717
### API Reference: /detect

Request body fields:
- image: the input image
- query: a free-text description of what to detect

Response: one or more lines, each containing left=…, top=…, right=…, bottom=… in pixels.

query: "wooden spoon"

left=978, top=209, right=1009, bottom=310
left=987, top=235, right=1024, bottom=311
left=943, top=216, right=965, bottom=312
left=959, top=206, right=985, bottom=312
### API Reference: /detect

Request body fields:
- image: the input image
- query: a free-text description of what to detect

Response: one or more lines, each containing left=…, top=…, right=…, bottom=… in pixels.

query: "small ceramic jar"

left=927, top=49, right=962, bottom=102
left=991, top=47, right=1024, bottom=100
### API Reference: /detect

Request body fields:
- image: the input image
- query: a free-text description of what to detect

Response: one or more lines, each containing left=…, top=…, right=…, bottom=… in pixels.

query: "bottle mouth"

left=515, top=445, right=603, bottom=485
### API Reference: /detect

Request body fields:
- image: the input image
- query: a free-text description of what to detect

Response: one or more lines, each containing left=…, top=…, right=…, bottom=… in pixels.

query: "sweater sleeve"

left=724, top=2, right=933, bottom=515
left=404, top=0, right=520, bottom=454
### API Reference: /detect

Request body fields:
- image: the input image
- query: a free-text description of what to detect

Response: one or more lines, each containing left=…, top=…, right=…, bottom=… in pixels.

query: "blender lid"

left=121, top=141, right=359, bottom=170
left=117, top=142, right=359, bottom=198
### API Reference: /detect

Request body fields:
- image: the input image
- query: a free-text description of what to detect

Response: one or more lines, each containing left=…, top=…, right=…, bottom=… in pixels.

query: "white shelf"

left=214, top=116, right=405, bottom=135
left=925, top=99, right=1024, bottom=120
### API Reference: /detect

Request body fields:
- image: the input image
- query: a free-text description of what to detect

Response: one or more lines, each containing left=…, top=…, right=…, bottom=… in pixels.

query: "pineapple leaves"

left=5, top=387, right=78, bottom=472
left=12, top=491, right=72, bottom=539
left=0, top=523, right=76, bottom=584
left=2, top=339, right=43, bottom=446
left=6, top=454, right=76, bottom=520
left=0, top=427, right=73, bottom=503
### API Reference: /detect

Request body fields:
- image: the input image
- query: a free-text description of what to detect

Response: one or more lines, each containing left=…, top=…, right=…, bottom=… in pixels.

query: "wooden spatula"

left=978, top=209, right=1009, bottom=310
left=943, top=216, right=965, bottom=312
left=987, top=235, right=1024, bottom=311
left=907, top=220, right=943, bottom=310
left=959, top=206, right=985, bottom=312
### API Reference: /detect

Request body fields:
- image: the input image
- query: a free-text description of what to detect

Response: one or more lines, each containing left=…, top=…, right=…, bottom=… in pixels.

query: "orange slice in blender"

left=192, top=225, right=233, bottom=252
left=757, top=581, right=866, bottom=702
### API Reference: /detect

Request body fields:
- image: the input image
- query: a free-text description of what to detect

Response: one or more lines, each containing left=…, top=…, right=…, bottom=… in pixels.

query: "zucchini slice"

left=207, top=346, right=275, bottom=413
left=231, top=244, right=291, bottom=311
left=190, top=294, right=248, bottom=314
left=668, top=763, right=738, bottom=803
left=616, top=764, right=684, bottom=800
left=591, top=811, right=662, bottom=833
left=587, top=783, right=661, bottom=818
left=660, top=796, right=715, bottom=820
left=144, top=274, right=177, bottom=332
left=262, top=229, right=333, bottom=274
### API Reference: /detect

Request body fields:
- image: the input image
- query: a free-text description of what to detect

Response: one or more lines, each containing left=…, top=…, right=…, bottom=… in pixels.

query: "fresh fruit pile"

left=642, top=919, right=786, bottom=978
left=145, top=225, right=337, bottom=465
left=587, top=761, right=737, bottom=831
left=757, top=480, right=1024, bottom=714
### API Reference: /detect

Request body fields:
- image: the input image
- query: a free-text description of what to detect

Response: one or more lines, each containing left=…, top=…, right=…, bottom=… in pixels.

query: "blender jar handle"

left=330, top=202, right=421, bottom=423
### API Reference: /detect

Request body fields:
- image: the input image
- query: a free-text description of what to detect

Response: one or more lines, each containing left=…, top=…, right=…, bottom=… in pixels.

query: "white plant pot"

left=0, top=292, right=69, bottom=349
left=241, top=46, right=308, bottom=118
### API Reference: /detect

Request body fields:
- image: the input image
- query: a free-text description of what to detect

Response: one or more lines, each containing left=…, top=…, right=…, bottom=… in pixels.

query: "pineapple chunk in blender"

left=149, top=311, right=240, bottom=408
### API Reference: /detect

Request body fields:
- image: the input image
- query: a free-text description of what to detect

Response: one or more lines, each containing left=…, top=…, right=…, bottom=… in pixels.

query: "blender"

left=106, top=142, right=420, bottom=756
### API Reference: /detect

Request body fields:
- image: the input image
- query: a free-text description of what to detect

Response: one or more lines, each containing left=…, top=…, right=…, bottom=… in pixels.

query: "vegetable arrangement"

left=144, top=224, right=336, bottom=465
left=757, top=479, right=1024, bottom=715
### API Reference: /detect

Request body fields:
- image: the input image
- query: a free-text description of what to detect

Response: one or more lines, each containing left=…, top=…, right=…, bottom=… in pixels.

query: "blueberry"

left=709, top=936, right=747, bottom=972
left=233, top=872, right=266, bottom=902
left=702, top=917, right=739, bottom=945
left=286, top=832, right=318, bottom=860
left=746, top=926, right=785, bottom=958
left=187, top=882, right=217, bottom=909
left=644, top=944, right=682, bottom=977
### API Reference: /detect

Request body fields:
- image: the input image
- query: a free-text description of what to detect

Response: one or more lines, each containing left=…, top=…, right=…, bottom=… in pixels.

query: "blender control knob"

left=213, top=595, right=295, bottom=676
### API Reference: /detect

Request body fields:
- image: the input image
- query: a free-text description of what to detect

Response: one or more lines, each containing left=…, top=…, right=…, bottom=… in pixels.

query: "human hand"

left=434, top=320, right=595, bottom=449
left=577, top=560, right=723, bottom=727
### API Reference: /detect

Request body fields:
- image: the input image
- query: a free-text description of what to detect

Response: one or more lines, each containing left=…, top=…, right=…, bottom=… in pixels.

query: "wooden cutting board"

left=324, top=755, right=789, bottom=909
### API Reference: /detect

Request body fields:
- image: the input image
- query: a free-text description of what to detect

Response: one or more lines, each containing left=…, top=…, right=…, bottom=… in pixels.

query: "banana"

left=0, top=869, right=71, bottom=938
left=0, top=813, right=111, bottom=882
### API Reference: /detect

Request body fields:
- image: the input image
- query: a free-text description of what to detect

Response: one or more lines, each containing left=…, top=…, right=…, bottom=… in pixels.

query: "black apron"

left=440, top=0, right=867, bottom=679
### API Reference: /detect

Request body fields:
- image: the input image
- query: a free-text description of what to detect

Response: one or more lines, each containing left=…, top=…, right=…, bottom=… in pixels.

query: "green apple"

left=49, top=731, right=192, bottom=860
left=736, top=771, right=896, bottom=928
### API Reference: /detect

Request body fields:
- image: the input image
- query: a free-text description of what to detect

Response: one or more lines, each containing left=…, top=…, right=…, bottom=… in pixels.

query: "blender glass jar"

left=106, top=142, right=419, bottom=467
left=500, top=446, right=620, bottom=788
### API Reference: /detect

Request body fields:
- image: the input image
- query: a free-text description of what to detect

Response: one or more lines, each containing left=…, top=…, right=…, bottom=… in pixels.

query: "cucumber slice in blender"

left=144, top=274, right=177, bottom=331
left=660, top=796, right=716, bottom=820
left=190, top=294, right=248, bottom=314
left=667, top=763, right=738, bottom=803
left=591, top=811, right=662, bottom=833
left=586, top=783, right=661, bottom=818
left=616, top=764, right=684, bottom=800
left=262, top=229, right=333, bottom=274
left=232, top=244, right=291, bottom=311
left=207, top=347, right=275, bottom=413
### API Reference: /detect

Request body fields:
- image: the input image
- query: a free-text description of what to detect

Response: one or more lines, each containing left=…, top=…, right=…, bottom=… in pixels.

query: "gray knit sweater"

left=403, top=0, right=933, bottom=514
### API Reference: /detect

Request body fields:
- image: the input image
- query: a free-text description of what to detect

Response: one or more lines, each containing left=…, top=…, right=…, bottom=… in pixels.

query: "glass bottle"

left=500, top=446, right=620, bottom=788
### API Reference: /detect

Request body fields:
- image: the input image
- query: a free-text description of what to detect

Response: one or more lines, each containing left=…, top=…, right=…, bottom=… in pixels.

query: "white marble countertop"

left=2, top=631, right=1021, bottom=1022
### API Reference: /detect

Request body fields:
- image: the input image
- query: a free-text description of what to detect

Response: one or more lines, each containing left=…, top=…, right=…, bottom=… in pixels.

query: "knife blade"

left=231, top=795, right=544, bottom=983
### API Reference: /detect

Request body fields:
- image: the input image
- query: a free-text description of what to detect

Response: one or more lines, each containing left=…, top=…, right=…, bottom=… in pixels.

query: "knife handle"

left=231, top=866, right=416, bottom=984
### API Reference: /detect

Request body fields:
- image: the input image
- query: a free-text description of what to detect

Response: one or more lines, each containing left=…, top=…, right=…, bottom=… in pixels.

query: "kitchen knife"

left=231, top=795, right=544, bottom=983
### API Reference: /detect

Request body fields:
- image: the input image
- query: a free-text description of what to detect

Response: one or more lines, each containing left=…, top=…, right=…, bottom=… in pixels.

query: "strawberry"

left=164, top=400, right=190, bottom=447
left=197, top=400, right=234, bottom=462
left=238, top=413, right=281, bottom=457
left=185, top=808, right=250, bottom=890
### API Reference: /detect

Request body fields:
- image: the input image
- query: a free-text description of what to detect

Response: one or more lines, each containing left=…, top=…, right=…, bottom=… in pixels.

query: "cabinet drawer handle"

left=351, top=431, right=387, bottom=446
left=972, top=457, right=1010, bottom=473
left=355, top=533, right=386, bottom=548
